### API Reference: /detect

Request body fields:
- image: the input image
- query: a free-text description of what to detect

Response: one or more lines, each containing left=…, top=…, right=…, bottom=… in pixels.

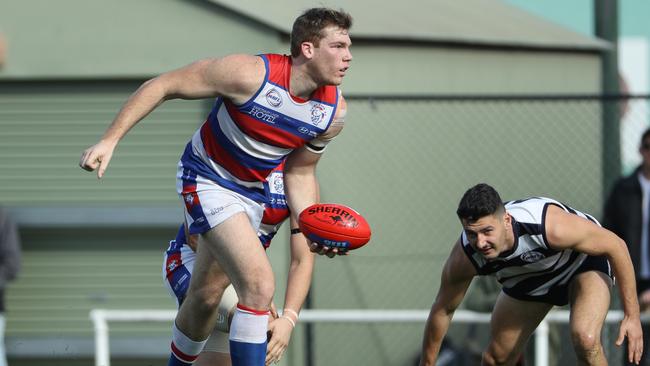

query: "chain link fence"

left=295, top=94, right=650, bottom=366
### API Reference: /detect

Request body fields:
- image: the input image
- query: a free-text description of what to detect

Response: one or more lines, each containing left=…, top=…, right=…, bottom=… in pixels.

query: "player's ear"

left=503, top=212, right=512, bottom=227
left=301, top=42, right=315, bottom=59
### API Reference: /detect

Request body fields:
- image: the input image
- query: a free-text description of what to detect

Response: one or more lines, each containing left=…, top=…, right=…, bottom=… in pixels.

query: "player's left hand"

left=616, top=315, right=643, bottom=365
left=309, top=242, right=349, bottom=258
left=265, top=316, right=294, bottom=365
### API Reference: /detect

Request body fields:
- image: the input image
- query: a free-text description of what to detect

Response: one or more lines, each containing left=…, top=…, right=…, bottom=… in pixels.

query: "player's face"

left=310, top=26, right=352, bottom=85
left=462, top=213, right=512, bottom=260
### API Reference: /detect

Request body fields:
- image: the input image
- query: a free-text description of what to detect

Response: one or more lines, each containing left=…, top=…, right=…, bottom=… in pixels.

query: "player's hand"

left=265, top=316, right=294, bottom=365
left=616, top=315, right=643, bottom=364
left=269, top=302, right=279, bottom=320
left=309, top=242, right=348, bottom=258
left=79, top=139, right=117, bottom=179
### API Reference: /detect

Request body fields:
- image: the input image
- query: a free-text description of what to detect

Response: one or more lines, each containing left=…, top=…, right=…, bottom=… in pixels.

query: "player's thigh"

left=187, top=242, right=231, bottom=301
left=488, top=292, right=553, bottom=358
left=200, top=212, right=274, bottom=300
left=568, top=270, right=612, bottom=338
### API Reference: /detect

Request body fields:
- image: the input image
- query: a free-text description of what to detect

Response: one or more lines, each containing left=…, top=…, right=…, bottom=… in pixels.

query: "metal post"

left=90, top=309, right=110, bottom=366
left=595, top=0, right=621, bottom=196
left=535, top=320, right=549, bottom=366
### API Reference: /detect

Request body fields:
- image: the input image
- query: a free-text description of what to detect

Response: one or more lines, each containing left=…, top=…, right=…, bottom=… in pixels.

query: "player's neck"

left=289, top=59, right=319, bottom=100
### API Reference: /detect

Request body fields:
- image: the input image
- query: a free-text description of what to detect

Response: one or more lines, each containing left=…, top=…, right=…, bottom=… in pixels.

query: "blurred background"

left=0, top=0, right=648, bottom=365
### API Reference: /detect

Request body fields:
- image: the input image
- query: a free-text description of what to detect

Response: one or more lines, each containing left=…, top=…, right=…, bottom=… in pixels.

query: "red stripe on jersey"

left=181, top=180, right=199, bottom=213
left=312, top=85, right=339, bottom=105
left=266, top=54, right=289, bottom=89
left=262, top=207, right=290, bottom=225
left=200, top=124, right=271, bottom=182
left=264, top=54, right=339, bottom=106
left=225, top=102, right=305, bottom=148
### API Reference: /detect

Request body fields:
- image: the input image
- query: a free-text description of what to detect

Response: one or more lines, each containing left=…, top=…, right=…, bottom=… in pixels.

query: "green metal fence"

left=2, top=92, right=650, bottom=366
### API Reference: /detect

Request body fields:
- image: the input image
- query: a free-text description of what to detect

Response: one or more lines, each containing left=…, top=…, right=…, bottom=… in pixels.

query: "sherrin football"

left=298, top=203, right=371, bottom=250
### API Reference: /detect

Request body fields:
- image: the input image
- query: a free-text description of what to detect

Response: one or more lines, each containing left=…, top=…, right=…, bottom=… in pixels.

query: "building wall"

left=0, top=1, right=605, bottom=365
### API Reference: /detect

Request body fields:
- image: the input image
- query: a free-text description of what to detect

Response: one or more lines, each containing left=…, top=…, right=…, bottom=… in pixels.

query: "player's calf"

left=229, top=303, right=271, bottom=366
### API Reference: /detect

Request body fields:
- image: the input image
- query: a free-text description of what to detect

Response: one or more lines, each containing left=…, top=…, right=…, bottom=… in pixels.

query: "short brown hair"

left=457, top=183, right=505, bottom=222
left=290, top=8, right=353, bottom=58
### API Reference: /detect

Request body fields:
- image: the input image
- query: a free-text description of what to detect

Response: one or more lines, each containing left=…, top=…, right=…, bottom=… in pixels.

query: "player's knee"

left=239, top=277, right=275, bottom=308
left=481, top=350, right=508, bottom=366
left=482, top=348, right=512, bottom=366
left=192, top=284, right=230, bottom=310
left=571, top=330, right=602, bottom=359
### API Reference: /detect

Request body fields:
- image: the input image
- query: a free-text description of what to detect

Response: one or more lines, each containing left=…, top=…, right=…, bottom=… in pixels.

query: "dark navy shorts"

left=502, top=255, right=613, bottom=306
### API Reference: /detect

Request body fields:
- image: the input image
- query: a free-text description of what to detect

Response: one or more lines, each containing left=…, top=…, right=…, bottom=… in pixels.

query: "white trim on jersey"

left=254, top=83, right=336, bottom=126
left=461, top=197, right=595, bottom=299
left=190, top=131, right=264, bottom=190
left=216, top=105, right=293, bottom=160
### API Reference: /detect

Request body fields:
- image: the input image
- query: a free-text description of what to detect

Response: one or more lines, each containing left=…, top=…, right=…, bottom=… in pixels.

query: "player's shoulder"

left=202, top=54, right=266, bottom=101
left=505, top=197, right=560, bottom=222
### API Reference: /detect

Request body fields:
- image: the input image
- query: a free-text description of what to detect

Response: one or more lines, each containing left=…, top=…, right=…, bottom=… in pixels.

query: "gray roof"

left=208, top=0, right=609, bottom=50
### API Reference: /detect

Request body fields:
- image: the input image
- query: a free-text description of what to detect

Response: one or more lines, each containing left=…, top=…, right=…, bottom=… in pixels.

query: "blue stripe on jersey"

left=266, top=80, right=338, bottom=108
left=258, top=232, right=276, bottom=247
left=180, top=143, right=266, bottom=203
left=235, top=102, right=323, bottom=140
left=208, top=106, right=285, bottom=171
left=267, top=192, right=287, bottom=209
left=180, top=167, right=212, bottom=234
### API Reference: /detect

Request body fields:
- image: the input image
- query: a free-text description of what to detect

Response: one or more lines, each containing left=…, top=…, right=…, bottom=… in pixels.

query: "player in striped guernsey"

left=79, top=7, right=352, bottom=366
left=420, top=183, right=643, bottom=366
left=163, top=164, right=312, bottom=365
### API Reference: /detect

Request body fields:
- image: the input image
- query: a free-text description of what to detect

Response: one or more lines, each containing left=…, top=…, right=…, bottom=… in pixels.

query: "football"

left=298, top=203, right=371, bottom=250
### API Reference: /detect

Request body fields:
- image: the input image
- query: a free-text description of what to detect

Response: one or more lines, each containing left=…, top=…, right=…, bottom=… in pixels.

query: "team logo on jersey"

left=266, top=89, right=283, bottom=107
left=267, top=171, right=284, bottom=195
left=520, top=251, right=545, bottom=263
left=310, top=103, right=327, bottom=125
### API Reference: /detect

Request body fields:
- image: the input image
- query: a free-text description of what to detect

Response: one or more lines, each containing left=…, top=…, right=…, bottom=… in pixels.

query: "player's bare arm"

left=266, top=216, right=315, bottom=365
left=545, top=204, right=643, bottom=364
left=420, top=242, right=477, bottom=366
left=319, top=95, right=347, bottom=141
left=284, top=95, right=346, bottom=257
left=79, top=54, right=265, bottom=178
left=282, top=94, right=345, bottom=215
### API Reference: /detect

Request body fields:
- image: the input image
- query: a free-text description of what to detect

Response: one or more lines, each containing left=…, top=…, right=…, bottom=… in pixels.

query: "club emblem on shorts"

left=310, top=103, right=327, bottom=125
left=184, top=193, right=197, bottom=206
left=167, top=259, right=178, bottom=272
left=265, top=89, right=283, bottom=107
left=520, top=251, right=545, bottom=263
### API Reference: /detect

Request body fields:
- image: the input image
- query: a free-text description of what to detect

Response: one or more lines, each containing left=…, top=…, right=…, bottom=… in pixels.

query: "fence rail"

left=89, top=308, right=645, bottom=366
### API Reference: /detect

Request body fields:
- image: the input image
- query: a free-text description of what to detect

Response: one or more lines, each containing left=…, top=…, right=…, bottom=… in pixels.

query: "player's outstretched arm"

left=284, top=95, right=347, bottom=257
left=79, top=54, right=264, bottom=178
left=420, top=242, right=476, bottom=366
left=545, top=205, right=643, bottom=364
left=266, top=216, right=316, bottom=365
